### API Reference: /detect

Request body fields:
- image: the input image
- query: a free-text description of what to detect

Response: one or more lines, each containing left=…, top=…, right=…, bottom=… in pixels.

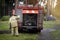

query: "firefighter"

left=9, top=14, right=20, bottom=36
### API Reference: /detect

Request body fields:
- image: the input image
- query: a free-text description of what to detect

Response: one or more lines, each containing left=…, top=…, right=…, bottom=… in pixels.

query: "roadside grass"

left=0, top=33, right=38, bottom=40
left=49, top=20, right=60, bottom=40
left=0, top=21, right=9, bottom=30
left=50, top=30, right=60, bottom=40
left=43, top=20, right=60, bottom=28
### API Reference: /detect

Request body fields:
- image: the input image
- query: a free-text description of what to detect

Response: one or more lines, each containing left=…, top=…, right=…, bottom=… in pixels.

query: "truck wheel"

left=38, top=30, right=41, bottom=33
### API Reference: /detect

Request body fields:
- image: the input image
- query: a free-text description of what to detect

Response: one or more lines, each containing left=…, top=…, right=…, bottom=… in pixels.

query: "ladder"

left=37, top=10, right=43, bottom=29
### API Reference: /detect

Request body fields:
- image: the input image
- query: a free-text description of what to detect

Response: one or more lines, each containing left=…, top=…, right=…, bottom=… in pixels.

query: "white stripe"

left=26, top=10, right=29, bottom=13
left=32, top=10, right=35, bottom=13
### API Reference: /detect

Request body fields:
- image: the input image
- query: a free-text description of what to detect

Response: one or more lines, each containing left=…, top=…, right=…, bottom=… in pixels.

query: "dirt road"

left=37, top=25, right=60, bottom=40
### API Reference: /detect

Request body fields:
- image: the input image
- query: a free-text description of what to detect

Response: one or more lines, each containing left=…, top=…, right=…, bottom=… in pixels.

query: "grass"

left=49, top=20, right=60, bottom=40
left=0, top=33, right=38, bottom=40
left=50, top=30, right=60, bottom=40
left=0, top=21, right=9, bottom=30
left=43, top=20, right=60, bottom=28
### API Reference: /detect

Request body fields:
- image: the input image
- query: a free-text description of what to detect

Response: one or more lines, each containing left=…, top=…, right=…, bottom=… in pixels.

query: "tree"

left=0, top=0, right=5, bottom=18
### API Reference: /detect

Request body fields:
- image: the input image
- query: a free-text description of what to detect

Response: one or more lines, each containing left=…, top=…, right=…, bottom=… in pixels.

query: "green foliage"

left=0, top=21, right=9, bottom=30
left=0, top=33, right=38, bottom=40
left=1, top=16, right=10, bottom=21
left=43, top=20, right=60, bottom=28
left=51, top=30, right=60, bottom=40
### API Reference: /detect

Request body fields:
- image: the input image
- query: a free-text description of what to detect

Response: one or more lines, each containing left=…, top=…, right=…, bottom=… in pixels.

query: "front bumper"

left=18, top=26, right=43, bottom=31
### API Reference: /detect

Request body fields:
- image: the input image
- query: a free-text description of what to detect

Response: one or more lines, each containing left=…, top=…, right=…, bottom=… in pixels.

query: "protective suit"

left=9, top=15, right=20, bottom=36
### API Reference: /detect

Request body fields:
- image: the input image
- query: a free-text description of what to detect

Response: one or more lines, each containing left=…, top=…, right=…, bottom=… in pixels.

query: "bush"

left=1, top=16, right=10, bottom=21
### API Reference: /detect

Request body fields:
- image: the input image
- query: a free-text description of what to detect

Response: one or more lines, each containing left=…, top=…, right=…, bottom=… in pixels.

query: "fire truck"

left=12, top=0, right=44, bottom=32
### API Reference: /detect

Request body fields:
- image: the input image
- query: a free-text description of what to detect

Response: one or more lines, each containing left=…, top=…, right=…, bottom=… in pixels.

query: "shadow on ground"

left=0, top=30, right=10, bottom=34
left=0, top=30, right=39, bottom=34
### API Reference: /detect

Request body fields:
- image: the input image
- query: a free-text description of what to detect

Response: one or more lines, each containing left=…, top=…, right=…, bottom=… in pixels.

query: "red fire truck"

left=12, top=0, right=44, bottom=32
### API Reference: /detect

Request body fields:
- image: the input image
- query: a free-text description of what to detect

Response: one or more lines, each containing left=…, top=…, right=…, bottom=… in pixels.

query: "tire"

left=38, top=30, right=41, bottom=33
